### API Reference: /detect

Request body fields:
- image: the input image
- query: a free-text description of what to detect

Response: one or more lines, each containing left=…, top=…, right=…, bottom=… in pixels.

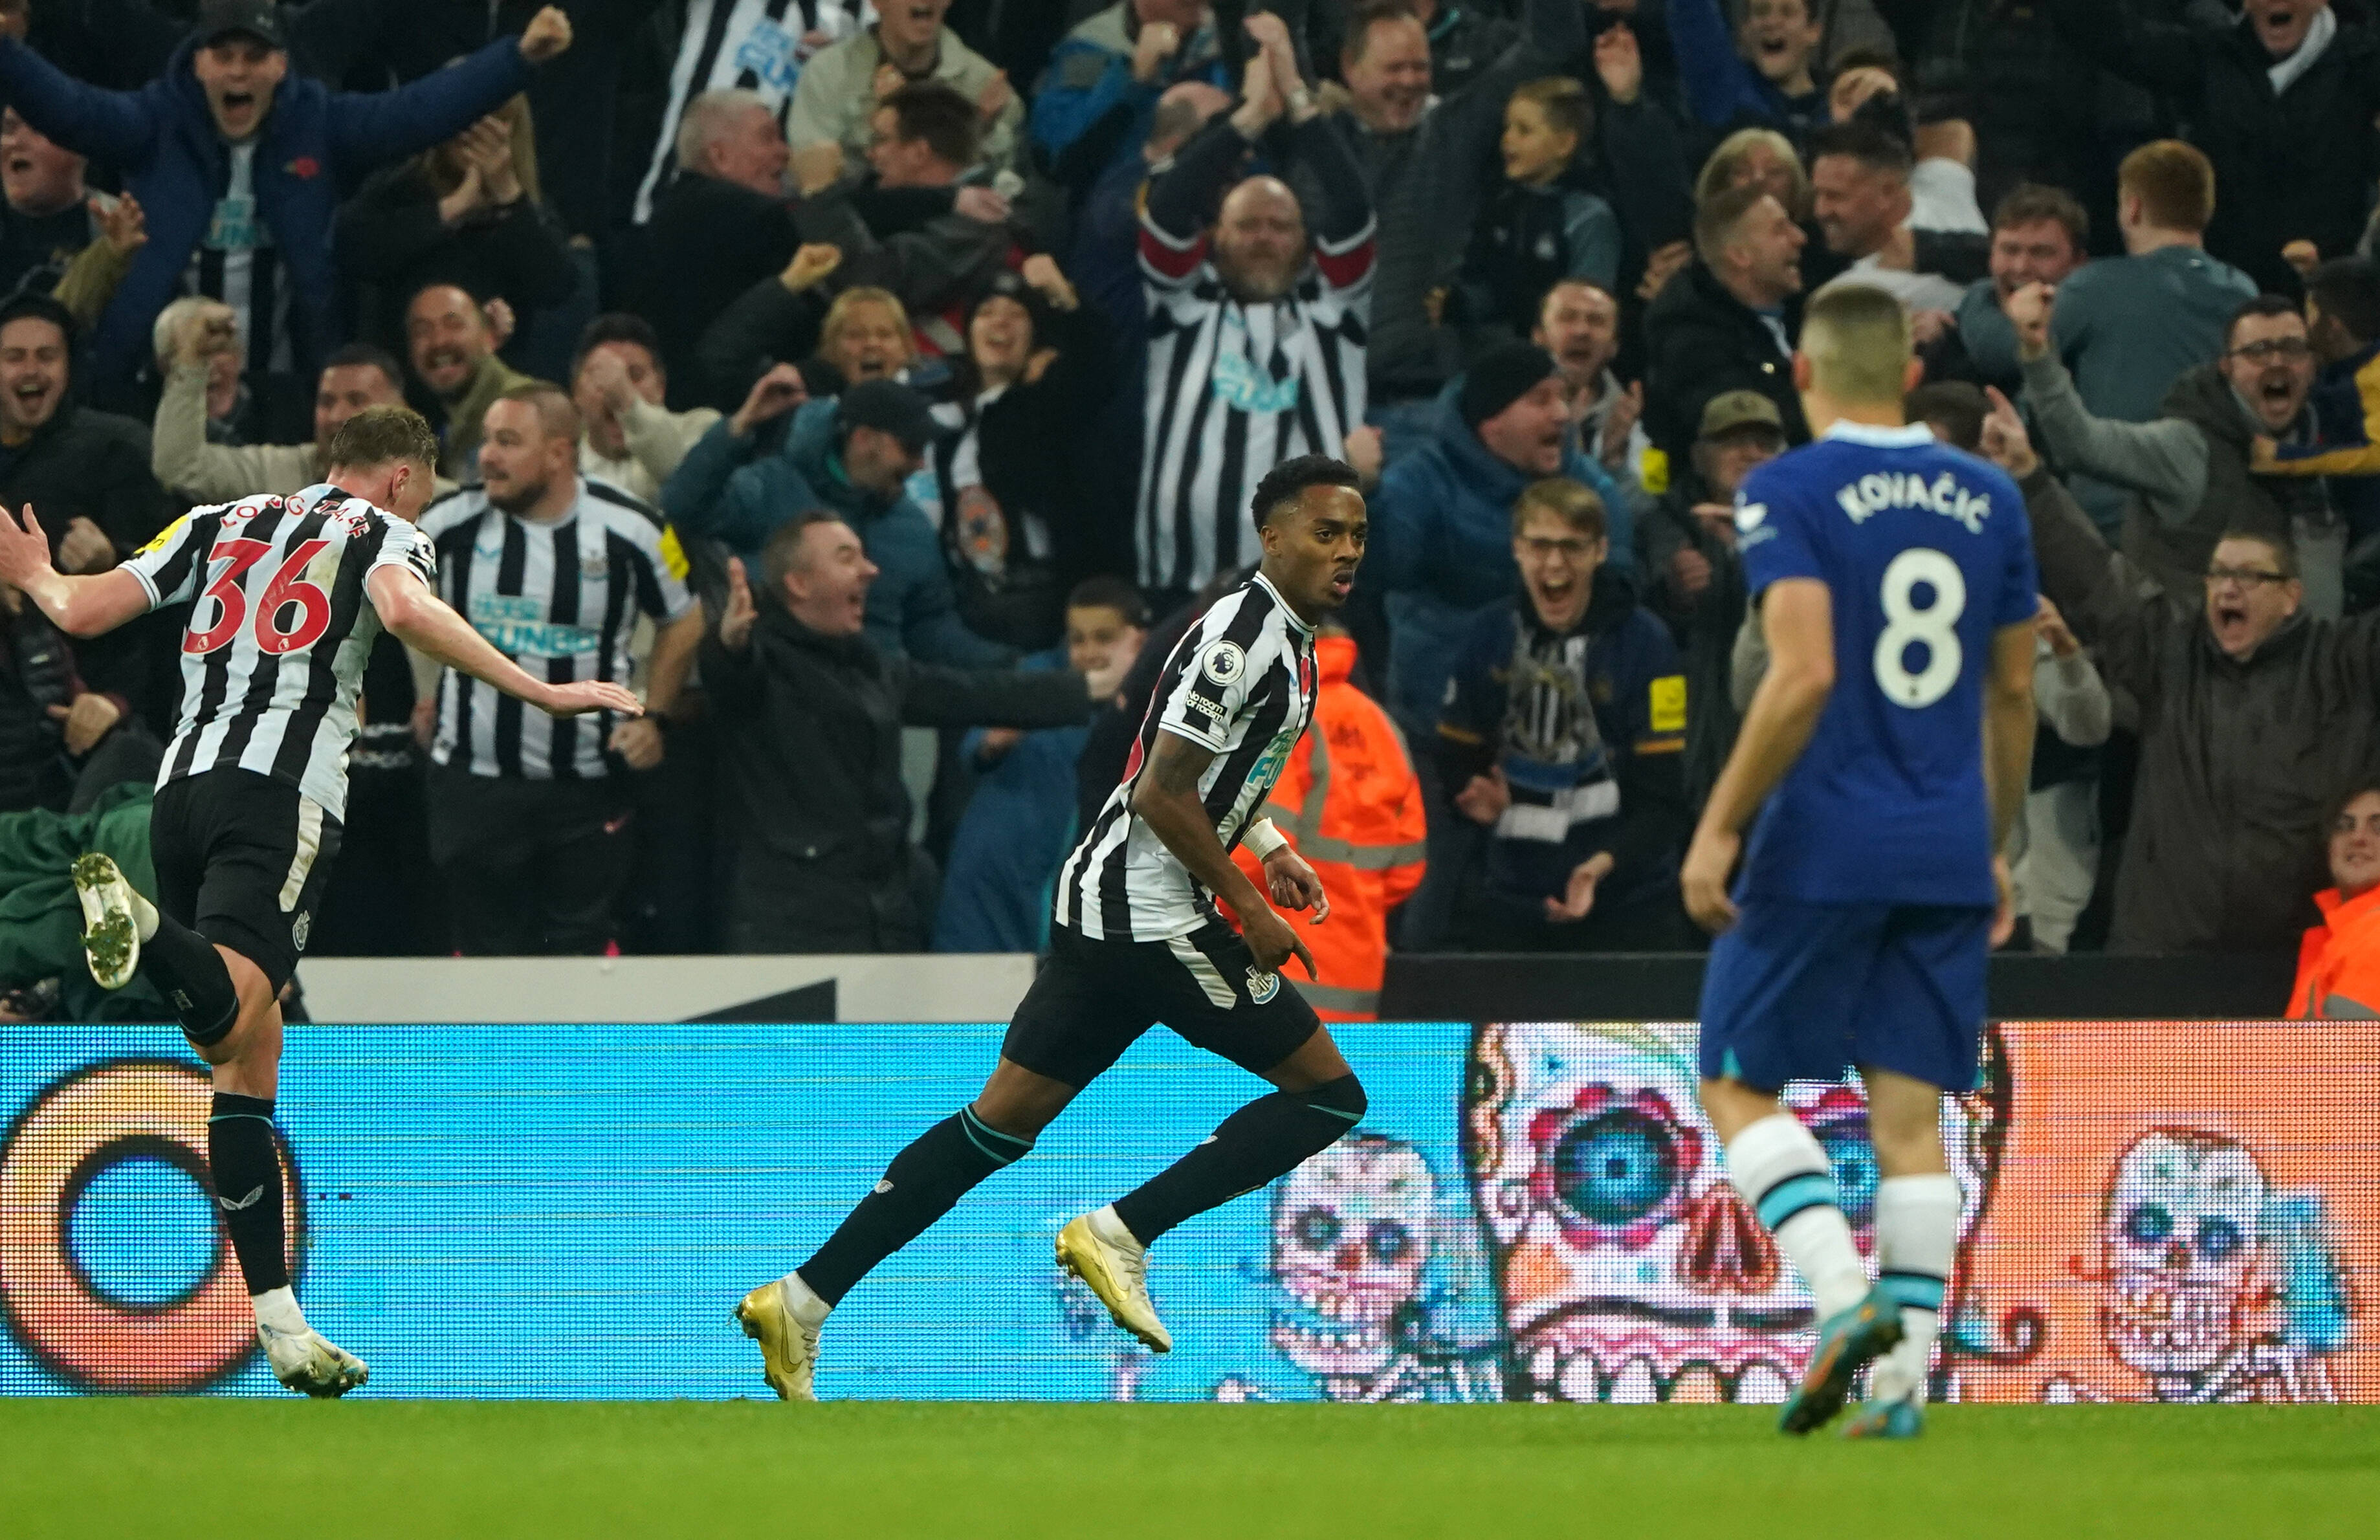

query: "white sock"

left=1870, top=1173, right=1961, bottom=1403
left=779, top=1270, right=832, bottom=1328
left=129, top=888, right=160, bottom=943
left=250, top=1285, right=307, bottom=1335
left=1089, top=1204, right=1145, bottom=1255
left=1724, top=1113, right=1869, bottom=1319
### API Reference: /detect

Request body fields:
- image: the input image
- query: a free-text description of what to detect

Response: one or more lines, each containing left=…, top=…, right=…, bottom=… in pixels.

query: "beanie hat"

left=1460, top=342, right=1559, bottom=433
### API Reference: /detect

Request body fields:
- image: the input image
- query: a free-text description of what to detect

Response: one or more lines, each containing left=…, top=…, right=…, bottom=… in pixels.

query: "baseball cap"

left=837, top=379, right=938, bottom=456
left=196, top=0, right=285, bottom=50
left=1697, top=390, right=1785, bottom=442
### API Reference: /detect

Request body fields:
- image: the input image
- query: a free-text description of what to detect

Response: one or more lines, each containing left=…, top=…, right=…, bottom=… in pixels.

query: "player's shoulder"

left=1180, top=577, right=1293, bottom=683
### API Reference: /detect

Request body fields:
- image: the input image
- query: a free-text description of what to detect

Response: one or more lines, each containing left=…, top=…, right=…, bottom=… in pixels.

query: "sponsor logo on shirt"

left=467, top=593, right=603, bottom=658
left=733, top=17, right=801, bottom=91
left=1210, top=350, right=1303, bottom=415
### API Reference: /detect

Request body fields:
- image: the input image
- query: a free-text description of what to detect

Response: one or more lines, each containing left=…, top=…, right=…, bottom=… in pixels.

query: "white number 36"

left=1873, top=548, right=1965, bottom=708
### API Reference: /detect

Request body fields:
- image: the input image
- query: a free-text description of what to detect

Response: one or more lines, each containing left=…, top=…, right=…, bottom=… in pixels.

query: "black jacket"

left=2058, top=3, right=2380, bottom=295
left=705, top=604, right=1090, bottom=953
left=1642, top=258, right=1809, bottom=460
left=0, top=403, right=172, bottom=723
left=2023, top=461, right=2380, bottom=953
left=1636, top=487, right=1748, bottom=815
left=639, top=173, right=802, bottom=411
left=335, top=161, right=580, bottom=357
left=930, top=302, right=1121, bottom=649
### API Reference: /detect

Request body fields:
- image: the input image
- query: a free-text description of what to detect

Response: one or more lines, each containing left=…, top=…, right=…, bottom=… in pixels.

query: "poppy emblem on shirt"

left=286, top=157, right=320, bottom=180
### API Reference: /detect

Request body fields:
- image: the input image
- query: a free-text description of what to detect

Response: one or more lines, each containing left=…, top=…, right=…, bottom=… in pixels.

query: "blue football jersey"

left=1733, top=422, right=2038, bottom=906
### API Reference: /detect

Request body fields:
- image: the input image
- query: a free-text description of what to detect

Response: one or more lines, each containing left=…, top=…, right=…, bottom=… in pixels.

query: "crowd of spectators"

left=3, top=0, right=2380, bottom=1007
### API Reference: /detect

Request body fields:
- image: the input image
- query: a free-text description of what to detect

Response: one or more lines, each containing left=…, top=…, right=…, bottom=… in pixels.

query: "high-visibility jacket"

left=2288, top=883, right=2380, bottom=1018
left=1229, top=635, right=1427, bottom=1020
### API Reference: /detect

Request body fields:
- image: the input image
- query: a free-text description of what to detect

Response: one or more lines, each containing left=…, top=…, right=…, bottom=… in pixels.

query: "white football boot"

left=258, top=1319, right=369, bottom=1398
left=1055, top=1205, right=1171, bottom=1352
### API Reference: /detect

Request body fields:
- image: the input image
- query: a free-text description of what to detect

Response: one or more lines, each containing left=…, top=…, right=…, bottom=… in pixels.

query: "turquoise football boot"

left=1778, top=1287, right=1904, bottom=1435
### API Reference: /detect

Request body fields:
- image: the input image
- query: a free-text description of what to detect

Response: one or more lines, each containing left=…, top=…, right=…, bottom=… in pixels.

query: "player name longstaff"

left=1835, top=471, right=1994, bottom=534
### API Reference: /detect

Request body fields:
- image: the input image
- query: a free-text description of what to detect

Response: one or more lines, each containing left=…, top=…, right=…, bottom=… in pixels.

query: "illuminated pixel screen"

left=2, top=1020, right=2370, bottom=1402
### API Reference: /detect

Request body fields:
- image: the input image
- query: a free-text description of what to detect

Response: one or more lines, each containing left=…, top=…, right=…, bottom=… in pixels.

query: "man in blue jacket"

left=1366, top=340, right=1631, bottom=734
left=661, top=369, right=1010, bottom=667
left=0, top=0, right=573, bottom=431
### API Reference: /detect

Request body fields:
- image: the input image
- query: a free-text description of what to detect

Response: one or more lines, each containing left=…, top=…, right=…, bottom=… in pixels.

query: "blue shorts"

left=1698, top=898, right=1990, bottom=1092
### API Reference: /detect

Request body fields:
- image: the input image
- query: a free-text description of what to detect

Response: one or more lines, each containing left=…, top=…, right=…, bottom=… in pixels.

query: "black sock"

left=208, top=1094, right=288, bottom=1294
left=797, top=1106, right=1031, bottom=1306
left=144, top=913, right=240, bottom=1046
left=1112, top=1074, right=1366, bottom=1246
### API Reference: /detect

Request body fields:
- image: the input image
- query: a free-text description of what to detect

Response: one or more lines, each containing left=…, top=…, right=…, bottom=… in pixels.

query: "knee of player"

left=1866, top=1110, right=1950, bottom=1176
left=1304, top=1072, right=1367, bottom=1125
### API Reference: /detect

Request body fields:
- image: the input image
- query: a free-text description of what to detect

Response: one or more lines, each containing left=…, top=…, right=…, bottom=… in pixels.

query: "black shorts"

left=151, top=767, right=344, bottom=994
left=1001, top=921, right=1323, bottom=1088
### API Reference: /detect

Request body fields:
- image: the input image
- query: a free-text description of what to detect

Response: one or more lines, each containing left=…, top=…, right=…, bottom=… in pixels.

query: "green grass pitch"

left=4, top=1402, right=2374, bottom=1538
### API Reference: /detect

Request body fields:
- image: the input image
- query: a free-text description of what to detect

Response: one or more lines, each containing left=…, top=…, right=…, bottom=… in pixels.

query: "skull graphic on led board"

left=1465, top=1021, right=2005, bottom=1404
left=1268, top=1133, right=1435, bottom=1385
left=2096, top=1129, right=2265, bottom=1387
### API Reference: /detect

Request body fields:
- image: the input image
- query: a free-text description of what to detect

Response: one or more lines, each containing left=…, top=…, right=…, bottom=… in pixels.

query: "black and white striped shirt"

left=186, top=142, right=295, bottom=379
left=632, top=0, right=866, bottom=223
left=417, top=477, right=695, bottom=780
left=1054, top=573, right=1319, bottom=942
left=124, top=483, right=437, bottom=820
left=1136, top=212, right=1372, bottom=594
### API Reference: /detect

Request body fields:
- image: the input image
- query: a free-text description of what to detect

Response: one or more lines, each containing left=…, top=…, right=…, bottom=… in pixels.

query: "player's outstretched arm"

left=1680, top=578, right=1835, bottom=933
left=1132, top=730, right=1319, bottom=978
left=368, top=566, right=642, bottom=721
left=0, top=504, right=149, bottom=637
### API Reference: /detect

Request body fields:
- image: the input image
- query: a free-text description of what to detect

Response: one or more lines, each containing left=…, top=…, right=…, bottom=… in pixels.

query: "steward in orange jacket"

left=2289, top=885, right=2380, bottom=1018
left=2289, top=787, right=2380, bottom=1018
left=1229, top=633, right=1426, bottom=1020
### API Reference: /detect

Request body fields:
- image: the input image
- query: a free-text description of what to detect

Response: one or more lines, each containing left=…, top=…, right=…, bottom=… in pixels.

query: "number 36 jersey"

left=1733, top=423, right=2037, bottom=908
left=125, top=484, right=437, bottom=820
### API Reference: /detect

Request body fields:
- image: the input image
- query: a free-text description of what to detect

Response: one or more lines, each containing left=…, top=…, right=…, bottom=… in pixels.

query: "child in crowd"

left=1453, top=77, right=1621, bottom=340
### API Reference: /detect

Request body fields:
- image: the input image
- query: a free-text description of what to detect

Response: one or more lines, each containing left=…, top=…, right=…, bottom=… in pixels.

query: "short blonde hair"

left=1512, top=478, right=1608, bottom=542
left=1800, top=284, right=1912, bottom=407
left=820, top=287, right=913, bottom=360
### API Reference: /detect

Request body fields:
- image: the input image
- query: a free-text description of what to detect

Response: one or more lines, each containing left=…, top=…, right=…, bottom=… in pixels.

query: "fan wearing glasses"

left=2249, top=258, right=2380, bottom=562
left=1974, top=390, right=2379, bottom=958
left=2006, top=280, right=2341, bottom=620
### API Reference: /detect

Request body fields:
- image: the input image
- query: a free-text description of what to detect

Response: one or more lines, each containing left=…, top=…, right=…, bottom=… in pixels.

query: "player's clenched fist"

left=1262, top=846, right=1330, bottom=923
left=518, top=6, right=573, bottom=63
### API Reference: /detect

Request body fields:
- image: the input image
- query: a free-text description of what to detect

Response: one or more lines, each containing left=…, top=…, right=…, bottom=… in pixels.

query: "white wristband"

left=1242, top=817, right=1290, bottom=859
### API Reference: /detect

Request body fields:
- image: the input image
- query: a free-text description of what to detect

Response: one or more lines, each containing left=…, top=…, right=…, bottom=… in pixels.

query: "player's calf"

left=1063, top=1073, right=1368, bottom=1354
left=738, top=1105, right=1037, bottom=1400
